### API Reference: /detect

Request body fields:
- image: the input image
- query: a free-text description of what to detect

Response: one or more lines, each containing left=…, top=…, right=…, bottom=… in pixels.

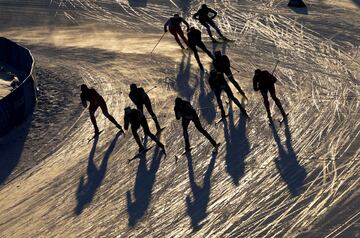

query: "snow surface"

left=0, top=0, right=359, bottom=237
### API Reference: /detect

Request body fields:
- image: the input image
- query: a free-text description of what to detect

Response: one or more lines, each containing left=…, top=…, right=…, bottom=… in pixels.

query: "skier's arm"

left=209, top=9, right=217, bottom=19
left=253, top=77, right=259, bottom=91
left=270, top=74, right=277, bottom=83
left=182, top=18, right=190, bottom=31
left=193, top=12, right=199, bottom=20
left=174, top=107, right=181, bottom=120
left=80, top=93, right=87, bottom=108
left=124, top=115, right=130, bottom=130
left=164, top=19, right=170, bottom=32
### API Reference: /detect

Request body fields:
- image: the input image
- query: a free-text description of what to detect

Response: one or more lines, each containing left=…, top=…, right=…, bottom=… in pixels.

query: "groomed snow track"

left=0, top=0, right=359, bottom=237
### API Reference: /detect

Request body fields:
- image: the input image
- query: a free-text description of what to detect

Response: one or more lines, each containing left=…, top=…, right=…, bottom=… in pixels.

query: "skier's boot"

left=159, top=143, right=166, bottom=156
left=212, top=142, right=220, bottom=153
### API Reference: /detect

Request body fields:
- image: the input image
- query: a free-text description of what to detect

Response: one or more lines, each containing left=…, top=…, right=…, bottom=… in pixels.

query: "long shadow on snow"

left=198, top=70, right=216, bottom=124
left=0, top=117, right=32, bottom=185
left=270, top=119, right=306, bottom=196
left=128, top=0, right=147, bottom=7
left=222, top=104, right=250, bottom=186
left=352, top=0, right=360, bottom=7
left=75, top=132, right=121, bottom=215
left=185, top=150, right=218, bottom=232
left=126, top=138, right=164, bottom=227
left=176, top=52, right=198, bottom=101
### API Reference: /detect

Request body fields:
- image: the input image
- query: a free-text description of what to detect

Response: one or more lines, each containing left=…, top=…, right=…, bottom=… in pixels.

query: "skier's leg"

left=136, top=103, right=144, bottom=114
left=177, top=28, right=189, bottom=46
left=201, top=21, right=213, bottom=39
left=269, top=85, right=286, bottom=117
left=145, top=98, right=161, bottom=131
left=225, top=69, right=245, bottom=96
left=190, top=45, right=204, bottom=70
left=170, top=27, right=184, bottom=49
left=182, top=118, right=191, bottom=150
left=131, top=125, right=144, bottom=150
left=215, top=90, right=227, bottom=118
left=198, top=42, right=214, bottom=59
left=261, top=89, right=272, bottom=119
left=89, top=107, right=99, bottom=133
left=225, top=84, right=248, bottom=116
left=208, top=20, right=224, bottom=38
left=192, top=114, right=217, bottom=146
left=100, top=99, right=123, bottom=130
left=141, top=118, right=164, bottom=149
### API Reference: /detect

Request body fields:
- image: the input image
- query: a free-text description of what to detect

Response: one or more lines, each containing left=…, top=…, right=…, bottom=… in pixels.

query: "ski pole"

left=271, top=60, right=280, bottom=75
left=146, top=86, right=157, bottom=93
left=151, top=32, right=166, bottom=54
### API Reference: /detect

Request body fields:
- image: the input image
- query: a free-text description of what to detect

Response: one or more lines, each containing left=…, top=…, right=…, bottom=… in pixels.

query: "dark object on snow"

left=80, top=84, right=124, bottom=135
left=288, top=0, right=306, bottom=8
left=193, top=4, right=225, bottom=41
left=129, top=83, right=161, bottom=132
left=208, top=70, right=249, bottom=119
left=253, top=69, right=287, bottom=123
left=174, top=97, right=218, bottom=151
left=187, top=27, right=214, bottom=71
left=213, top=51, right=247, bottom=99
left=164, top=14, right=190, bottom=49
left=124, top=107, right=165, bottom=153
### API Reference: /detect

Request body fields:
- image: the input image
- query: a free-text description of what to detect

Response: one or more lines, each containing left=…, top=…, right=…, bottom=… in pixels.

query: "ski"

left=216, top=114, right=229, bottom=124
left=88, top=130, right=104, bottom=143
left=128, top=146, right=154, bottom=163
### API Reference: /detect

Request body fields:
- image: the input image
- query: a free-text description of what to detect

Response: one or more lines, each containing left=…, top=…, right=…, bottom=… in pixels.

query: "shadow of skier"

left=270, top=119, right=306, bottom=196
left=126, top=136, right=164, bottom=227
left=185, top=150, right=218, bottom=232
left=75, top=132, right=122, bottom=215
left=176, top=52, right=198, bottom=101
left=198, top=70, right=216, bottom=124
left=222, top=104, right=250, bottom=186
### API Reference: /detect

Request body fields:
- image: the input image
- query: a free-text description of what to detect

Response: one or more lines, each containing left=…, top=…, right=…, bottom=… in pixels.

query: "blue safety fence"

left=0, top=37, right=36, bottom=136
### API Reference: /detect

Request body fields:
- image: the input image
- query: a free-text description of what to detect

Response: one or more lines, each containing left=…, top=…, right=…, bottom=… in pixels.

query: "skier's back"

left=253, top=69, right=287, bottom=122
left=164, top=14, right=189, bottom=49
left=187, top=27, right=213, bottom=71
left=174, top=97, right=219, bottom=152
left=129, top=83, right=161, bottom=131
left=193, top=4, right=225, bottom=41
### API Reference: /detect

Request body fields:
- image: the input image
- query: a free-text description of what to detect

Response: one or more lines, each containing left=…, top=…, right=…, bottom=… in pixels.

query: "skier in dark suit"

left=174, top=97, right=219, bottom=152
left=80, top=84, right=124, bottom=135
left=187, top=27, right=214, bottom=71
left=164, top=13, right=190, bottom=49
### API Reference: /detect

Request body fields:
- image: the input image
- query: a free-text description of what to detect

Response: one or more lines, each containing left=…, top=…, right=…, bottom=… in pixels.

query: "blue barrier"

left=0, top=37, right=36, bottom=136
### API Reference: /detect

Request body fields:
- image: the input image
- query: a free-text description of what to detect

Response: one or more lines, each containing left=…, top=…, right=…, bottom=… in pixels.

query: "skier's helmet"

left=255, top=69, right=261, bottom=75
left=124, top=106, right=132, bottom=115
left=80, top=84, right=88, bottom=91
left=189, top=26, right=195, bottom=32
left=130, top=83, right=137, bottom=91
left=173, top=13, right=180, bottom=18
left=214, top=51, right=222, bottom=58
left=175, top=97, right=182, bottom=105
left=201, top=4, right=208, bottom=9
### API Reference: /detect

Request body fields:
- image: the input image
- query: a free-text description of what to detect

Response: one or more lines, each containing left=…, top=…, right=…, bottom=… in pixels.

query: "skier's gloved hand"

left=164, top=29, right=168, bottom=33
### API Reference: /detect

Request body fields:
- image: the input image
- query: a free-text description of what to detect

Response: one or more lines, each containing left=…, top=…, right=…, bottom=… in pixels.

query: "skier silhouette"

left=187, top=27, right=214, bottom=71
left=253, top=69, right=287, bottom=123
left=80, top=84, right=124, bottom=135
left=124, top=107, right=166, bottom=154
left=208, top=69, right=249, bottom=120
left=193, top=4, right=226, bottom=41
left=164, top=14, right=190, bottom=49
left=129, top=83, right=162, bottom=132
left=213, top=51, right=247, bottom=100
left=174, top=97, right=219, bottom=152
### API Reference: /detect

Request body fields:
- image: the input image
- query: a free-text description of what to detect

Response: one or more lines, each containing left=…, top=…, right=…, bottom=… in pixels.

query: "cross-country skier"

left=208, top=70, right=249, bottom=120
left=80, top=84, right=124, bottom=136
left=174, top=97, right=219, bottom=152
left=124, top=107, right=166, bottom=154
left=253, top=69, right=287, bottom=123
left=193, top=4, right=225, bottom=41
left=164, top=14, right=190, bottom=49
left=187, top=26, right=214, bottom=71
left=213, top=51, right=248, bottom=100
left=129, top=83, right=161, bottom=132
